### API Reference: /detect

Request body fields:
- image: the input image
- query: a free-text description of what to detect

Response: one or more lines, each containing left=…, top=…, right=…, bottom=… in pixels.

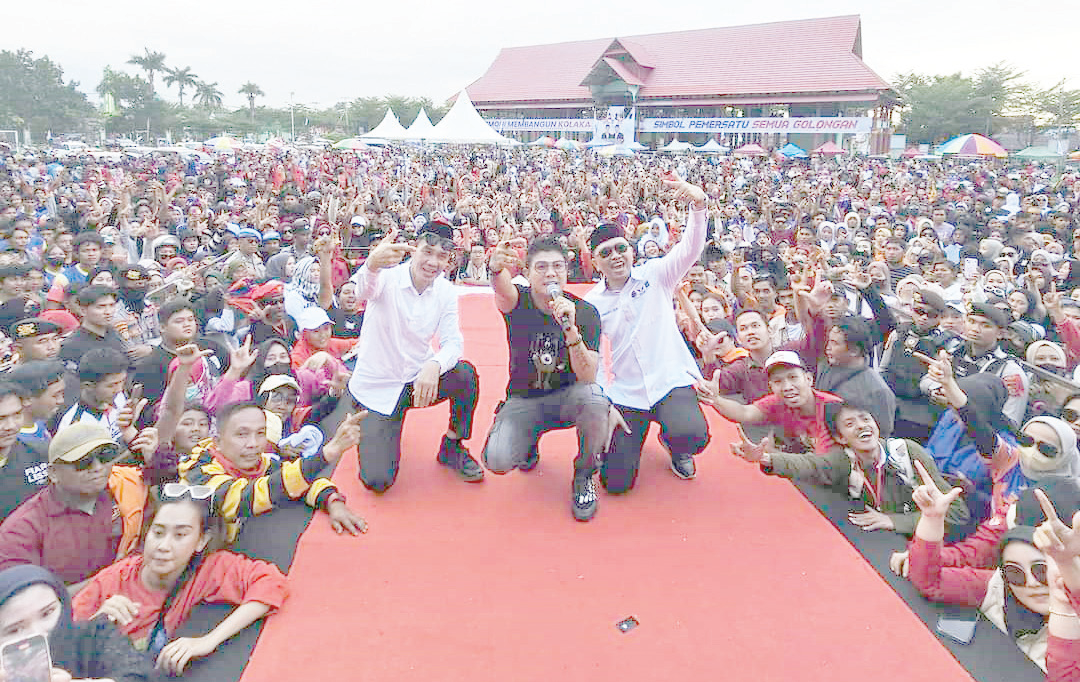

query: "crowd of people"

left=0, top=141, right=1079, bottom=678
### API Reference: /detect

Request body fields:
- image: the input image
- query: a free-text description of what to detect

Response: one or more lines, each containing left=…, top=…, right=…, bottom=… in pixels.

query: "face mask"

left=263, top=362, right=292, bottom=377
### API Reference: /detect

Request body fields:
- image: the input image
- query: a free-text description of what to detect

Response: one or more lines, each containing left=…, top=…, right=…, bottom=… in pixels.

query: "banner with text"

left=640, top=117, right=872, bottom=134
left=485, top=118, right=595, bottom=133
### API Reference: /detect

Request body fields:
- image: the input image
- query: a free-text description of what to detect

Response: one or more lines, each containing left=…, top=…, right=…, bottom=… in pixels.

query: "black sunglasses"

left=68, top=444, right=120, bottom=472
left=1016, top=433, right=1059, bottom=459
left=597, top=242, right=630, bottom=259
left=1003, top=560, right=1048, bottom=587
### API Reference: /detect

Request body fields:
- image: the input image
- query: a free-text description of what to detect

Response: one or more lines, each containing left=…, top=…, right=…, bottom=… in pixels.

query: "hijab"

left=286, top=256, right=320, bottom=302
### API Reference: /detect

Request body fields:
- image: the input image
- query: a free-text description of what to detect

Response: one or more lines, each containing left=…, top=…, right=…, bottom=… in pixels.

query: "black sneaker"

left=517, top=444, right=539, bottom=472
left=572, top=473, right=598, bottom=522
left=670, top=455, right=696, bottom=480
left=437, top=438, right=485, bottom=482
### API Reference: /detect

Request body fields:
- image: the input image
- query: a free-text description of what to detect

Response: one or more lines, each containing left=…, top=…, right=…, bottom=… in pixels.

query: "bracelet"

left=566, top=337, right=583, bottom=348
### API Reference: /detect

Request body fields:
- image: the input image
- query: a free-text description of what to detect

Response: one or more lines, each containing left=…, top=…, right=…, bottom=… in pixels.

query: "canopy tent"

left=937, top=133, right=1007, bottom=158
left=360, top=109, right=408, bottom=140
left=734, top=142, right=767, bottom=156
left=813, top=141, right=845, bottom=156
left=901, top=147, right=921, bottom=158
left=779, top=142, right=808, bottom=158
left=1014, top=146, right=1063, bottom=161
left=428, top=91, right=519, bottom=145
left=401, top=109, right=436, bottom=141
left=694, top=139, right=725, bottom=154
left=659, top=139, right=693, bottom=153
left=626, top=140, right=646, bottom=151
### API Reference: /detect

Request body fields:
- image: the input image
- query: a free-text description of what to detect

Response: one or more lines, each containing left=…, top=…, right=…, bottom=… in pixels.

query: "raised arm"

left=654, top=175, right=707, bottom=290
left=488, top=240, right=521, bottom=314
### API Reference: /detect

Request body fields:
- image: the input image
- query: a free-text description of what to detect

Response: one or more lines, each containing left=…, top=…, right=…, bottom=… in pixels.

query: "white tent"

left=401, top=109, right=436, bottom=141
left=428, top=91, right=519, bottom=145
left=694, top=139, right=726, bottom=154
left=360, top=109, right=408, bottom=140
left=659, top=139, right=693, bottom=153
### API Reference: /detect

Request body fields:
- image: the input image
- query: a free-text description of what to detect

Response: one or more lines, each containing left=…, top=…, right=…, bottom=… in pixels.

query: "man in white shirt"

left=585, top=174, right=710, bottom=492
left=347, top=220, right=483, bottom=492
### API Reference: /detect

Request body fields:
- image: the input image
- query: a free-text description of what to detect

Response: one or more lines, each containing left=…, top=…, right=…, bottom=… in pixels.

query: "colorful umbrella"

left=813, top=141, right=845, bottom=156
left=205, top=136, right=242, bottom=151
left=554, top=138, right=580, bottom=151
left=937, top=134, right=1007, bottom=158
left=734, top=142, right=767, bottom=156
left=529, top=136, right=556, bottom=147
left=901, top=147, right=921, bottom=158
left=332, top=138, right=368, bottom=150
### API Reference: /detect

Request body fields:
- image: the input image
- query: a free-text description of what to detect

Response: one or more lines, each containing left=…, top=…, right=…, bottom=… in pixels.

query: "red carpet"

left=240, top=289, right=973, bottom=682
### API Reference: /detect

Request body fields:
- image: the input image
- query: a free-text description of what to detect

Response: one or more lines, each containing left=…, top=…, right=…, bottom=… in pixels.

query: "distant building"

left=466, top=15, right=897, bottom=153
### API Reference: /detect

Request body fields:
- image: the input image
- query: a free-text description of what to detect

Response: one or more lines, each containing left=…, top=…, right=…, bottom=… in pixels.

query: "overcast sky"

left=8, top=0, right=1078, bottom=111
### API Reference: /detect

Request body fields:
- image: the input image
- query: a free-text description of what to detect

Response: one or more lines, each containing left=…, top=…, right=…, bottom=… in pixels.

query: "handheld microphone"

left=546, top=282, right=572, bottom=331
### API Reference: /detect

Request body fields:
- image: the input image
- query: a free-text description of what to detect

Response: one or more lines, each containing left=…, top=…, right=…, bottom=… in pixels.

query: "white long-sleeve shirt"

left=347, top=262, right=463, bottom=415
left=585, top=207, right=707, bottom=410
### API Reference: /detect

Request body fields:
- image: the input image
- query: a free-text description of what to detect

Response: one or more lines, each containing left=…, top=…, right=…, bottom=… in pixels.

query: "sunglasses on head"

left=1062, top=408, right=1080, bottom=423
left=597, top=242, right=630, bottom=259
left=1003, top=560, right=1048, bottom=587
left=160, top=482, right=213, bottom=501
left=68, top=444, right=120, bottom=472
left=1017, top=433, right=1060, bottom=459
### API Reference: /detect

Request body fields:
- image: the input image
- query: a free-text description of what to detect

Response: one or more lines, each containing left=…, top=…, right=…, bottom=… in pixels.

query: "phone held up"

left=2, top=633, right=52, bottom=682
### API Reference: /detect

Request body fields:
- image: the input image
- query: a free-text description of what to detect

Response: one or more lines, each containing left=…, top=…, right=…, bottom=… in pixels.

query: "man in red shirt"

left=697, top=350, right=841, bottom=455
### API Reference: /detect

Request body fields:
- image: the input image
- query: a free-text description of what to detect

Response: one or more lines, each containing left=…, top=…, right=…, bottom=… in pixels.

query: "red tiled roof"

left=466, top=15, right=891, bottom=107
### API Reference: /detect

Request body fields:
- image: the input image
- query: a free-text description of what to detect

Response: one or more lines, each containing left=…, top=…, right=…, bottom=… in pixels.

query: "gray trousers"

left=482, top=383, right=610, bottom=475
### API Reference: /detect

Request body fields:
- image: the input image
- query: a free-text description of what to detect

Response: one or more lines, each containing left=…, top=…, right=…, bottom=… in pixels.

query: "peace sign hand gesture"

left=1033, top=488, right=1080, bottom=565
left=910, top=459, right=963, bottom=520
left=731, top=424, right=769, bottom=463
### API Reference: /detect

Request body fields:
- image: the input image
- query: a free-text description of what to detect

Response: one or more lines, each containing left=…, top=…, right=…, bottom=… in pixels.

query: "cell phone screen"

left=2, top=634, right=52, bottom=682
left=935, top=606, right=978, bottom=644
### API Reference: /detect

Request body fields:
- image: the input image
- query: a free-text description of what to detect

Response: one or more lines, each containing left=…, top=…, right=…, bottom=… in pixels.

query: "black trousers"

left=601, top=386, right=709, bottom=493
left=356, top=361, right=479, bottom=492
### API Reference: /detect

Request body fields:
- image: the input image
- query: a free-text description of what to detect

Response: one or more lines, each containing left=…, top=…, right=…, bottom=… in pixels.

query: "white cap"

left=764, top=350, right=806, bottom=374
left=296, top=306, right=332, bottom=331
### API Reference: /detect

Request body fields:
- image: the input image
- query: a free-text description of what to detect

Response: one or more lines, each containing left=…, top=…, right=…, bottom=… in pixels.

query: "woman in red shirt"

left=71, top=485, right=288, bottom=675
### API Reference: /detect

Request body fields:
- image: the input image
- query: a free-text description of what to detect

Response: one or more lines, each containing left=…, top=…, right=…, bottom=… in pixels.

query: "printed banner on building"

left=640, top=117, right=872, bottom=134
left=485, top=118, right=595, bottom=132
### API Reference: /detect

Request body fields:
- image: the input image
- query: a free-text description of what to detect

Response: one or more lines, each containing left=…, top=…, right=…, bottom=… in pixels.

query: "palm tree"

left=194, top=81, right=223, bottom=112
left=238, top=82, right=264, bottom=122
left=163, top=66, right=199, bottom=107
left=126, top=48, right=166, bottom=96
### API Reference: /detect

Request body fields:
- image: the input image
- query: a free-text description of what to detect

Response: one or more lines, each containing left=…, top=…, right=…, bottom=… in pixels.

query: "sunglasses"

left=1003, top=560, right=1048, bottom=587
left=160, top=482, right=214, bottom=501
left=260, top=297, right=284, bottom=305
left=1062, top=408, right=1080, bottom=423
left=1016, top=433, right=1060, bottom=459
left=68, top=444, right=120, bottom=472
left=913, top=306, right=939, bottom=317
left=597, top=242, right=630, bottom=259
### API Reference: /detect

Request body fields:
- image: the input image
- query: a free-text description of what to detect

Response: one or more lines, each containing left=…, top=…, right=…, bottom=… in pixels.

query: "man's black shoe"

left=437, top=437, right=485, bottom=482
left=572, top=473, right=598, bottom=522
left=670, top=455, right=696, bottom=480
left=517, top=444, right=539, bottom=472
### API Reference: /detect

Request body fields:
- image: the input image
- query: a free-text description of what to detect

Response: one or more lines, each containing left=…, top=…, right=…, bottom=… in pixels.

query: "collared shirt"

left=585, top=207, right=707, bottom=410
left=347, top=262, right=463, bottom=415
left=0, top=486, right=122, bottom=584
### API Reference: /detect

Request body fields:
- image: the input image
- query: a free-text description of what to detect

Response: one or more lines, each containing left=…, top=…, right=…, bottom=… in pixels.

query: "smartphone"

left=935, top=605, right=979, bottom=644
left=2, top=634, right=51, bottom=682
left=963, top=258, right=978, bottom=280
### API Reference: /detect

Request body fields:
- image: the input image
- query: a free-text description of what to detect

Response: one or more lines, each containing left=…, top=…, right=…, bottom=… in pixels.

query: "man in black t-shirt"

left=482, top=236, right=612, bottom=522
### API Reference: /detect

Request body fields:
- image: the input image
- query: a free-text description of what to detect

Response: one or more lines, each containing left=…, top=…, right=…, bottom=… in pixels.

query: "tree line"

left=1, top=48, right=1078, bottom=147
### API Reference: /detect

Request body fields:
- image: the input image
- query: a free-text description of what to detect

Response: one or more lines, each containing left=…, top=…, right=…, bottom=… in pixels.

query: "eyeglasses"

left=160, top=482, right=213, bottom=501
left=68, top=444, right=120, bottom=472
left=1002, top=560, right=1048, bottom=587
left=260, top=297, right=284, bottom=305
left=597, top=242, right=630, bottom=259
left=532, top=261, right=567, bottom=274
left=1061, top=408, right=1080, bottom=423
left=1016, top=433, right=1060, bottom=459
